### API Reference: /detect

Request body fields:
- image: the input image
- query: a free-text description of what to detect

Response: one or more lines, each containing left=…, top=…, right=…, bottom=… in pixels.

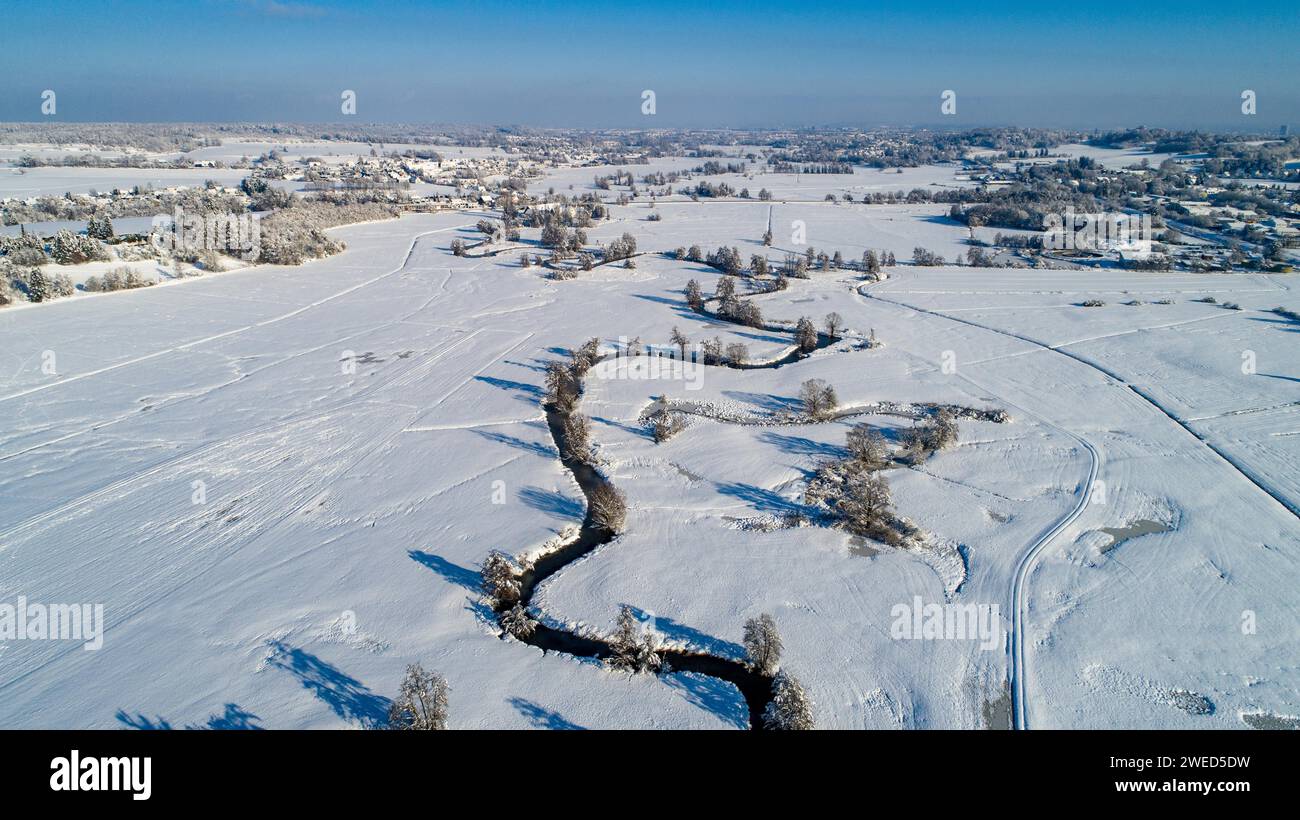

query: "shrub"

left=587, top=483, right=627, bottom=533
left=386, top=664, right=449, bottom=730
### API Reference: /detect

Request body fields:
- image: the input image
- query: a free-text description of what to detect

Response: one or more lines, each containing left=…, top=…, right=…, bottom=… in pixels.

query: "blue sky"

left=2, top=0, right=1296, bottom=129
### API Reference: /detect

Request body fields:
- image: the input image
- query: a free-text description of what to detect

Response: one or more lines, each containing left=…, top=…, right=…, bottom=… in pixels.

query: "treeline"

left=2, top=184, right=248, bottom=226
left=770, top=161, right=853, bottom=174
left=256, top=200, right=398, bottom=265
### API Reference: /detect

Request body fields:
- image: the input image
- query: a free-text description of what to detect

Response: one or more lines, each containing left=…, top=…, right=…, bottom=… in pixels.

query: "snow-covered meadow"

left=1, top=157, right=1296, bottom=730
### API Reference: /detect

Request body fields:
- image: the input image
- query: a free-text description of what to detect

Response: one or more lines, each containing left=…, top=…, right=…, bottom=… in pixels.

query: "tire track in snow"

left=0, top=223, right=471, bottom=405
left=861, top=281, right=1295, bottom=730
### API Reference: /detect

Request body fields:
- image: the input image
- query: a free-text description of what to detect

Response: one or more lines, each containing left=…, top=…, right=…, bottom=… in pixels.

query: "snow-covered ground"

left=1, top=161, right=1296, bottom=730
left=0, top=166, right=249, bottom=199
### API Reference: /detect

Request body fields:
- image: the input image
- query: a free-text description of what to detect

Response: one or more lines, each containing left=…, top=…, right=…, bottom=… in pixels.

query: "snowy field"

left=1, top=162, right=1297, bottom=730
left=0, top=166, right=249, bottom=199
left=529, top=157, right=971, bottom=201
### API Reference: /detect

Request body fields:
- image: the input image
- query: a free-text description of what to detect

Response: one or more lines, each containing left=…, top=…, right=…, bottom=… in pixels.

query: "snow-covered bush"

left=763, top=671, right=814, bottom=730
left=500, top=603, right=537, bottom=639
left=480, top=550, right=522, bottom=606
left=561, top=412, right=592, bottom=463
left=386, top=663, right=449, bottom=730
left=587, top=483, right=627, bottom=533
left=846, top=423, right=889, bottom=469
left=49, top=230, right=109, bottom=265
left=606, top=605, right=661, bottom=674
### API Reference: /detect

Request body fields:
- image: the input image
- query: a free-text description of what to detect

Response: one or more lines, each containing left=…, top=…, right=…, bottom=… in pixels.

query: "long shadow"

left=760, top=430, right=848, bottom=459
left=631, top=292, right=684, bottom=307
left=409, top=549, right=481, bottom=593
left=508, top=697, right=587, bottom=730
left=202, top=703, right=264, bottom=730
left=115, top=711, right=174, bottom=730
left=518, top=485, right=585, bottom=519
left=918, top=214, right=964, bottom=227
left=730, top=329, right=789, bottom=345
left=1248, top=315, right=1299, bottom=333
left=662, top=672, right=750, bottom=730
left=591, top=414, right=655, bottom=441
left=723, top=390, right=802, bottom=413
left=504, top=358, right=548, bottom=374
left=715, top=481, right=806, bottom=516
left=475, top=374, right=544, bottom=400
left=265, top=641, right=390, bottom=729
left=464, top=596, right=499, bottom=631
left=629, top=606, right=745, bottom=660
left=631, top=293, right=705, bottom=321
left=116, top=703, right=263, bottom=730
left=1258, top=373, right=1300, bottom=383
left=473, top=428, right=558, bottom=459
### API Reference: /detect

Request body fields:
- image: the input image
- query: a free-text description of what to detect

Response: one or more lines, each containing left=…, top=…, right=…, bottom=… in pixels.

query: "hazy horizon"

left=2, top=0, right=1297, bottom=131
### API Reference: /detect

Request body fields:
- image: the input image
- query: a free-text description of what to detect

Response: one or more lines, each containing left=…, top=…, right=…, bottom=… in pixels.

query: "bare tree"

left=862, top=249, right=880, bottom=277
left=799, top=379, right=838, bottom=419
left=725, top=342, right=749, bottom=365
left=904, top=409, right=960, bottom=457
left=562, top=412, right=592, bottom=463
left=795, top=316, right=818, bottom=353
left=928, top=408, right=960, bottom=451
left=544, top=361, right=580, bottom=412
left=701, top=337, right=723, bottom=365
left=839, top=471, right=897, bottom=543
left=588, top=483, right=627, bottom=533
left=743, top=613, right=783, bottom=675
left=387, top=663, right=449, bottom=730
left=684, top=279, right=704, bottom=311
left=569, top=338, right=601, bottom=376
left=670, top=326, right=690, bottom=360
left=824, top=312, right=843, bottom=341
left=846, top=423, right=889, bottom=468
left=715, top=276, right=736, bottom=300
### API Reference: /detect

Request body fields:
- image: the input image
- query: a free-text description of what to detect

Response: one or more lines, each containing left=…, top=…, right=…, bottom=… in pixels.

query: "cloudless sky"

left=2, top=0, right=1297, bottom=129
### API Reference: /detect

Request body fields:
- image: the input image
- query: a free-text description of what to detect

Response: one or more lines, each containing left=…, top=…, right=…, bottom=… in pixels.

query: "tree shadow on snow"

left=409, top=549, right=481, bottom=593
left=264, top=641, right=390, bottom=729
left=474, top=374, right=544, bottom=401
left=116, top=703, right=263, bottom=730
left=730, top=329, right=788, bottom=345
left=714, top=481, right=805, bottom=516
left=518, top=486, right=585, bottom=519
left=508, top=697, right=587, bottom=729
left=464, top=597, right=499, bottom=632
left=473, top=428, right=558, bottom=459
left=1247, top=315, right=1299, bottom=334
left=629, top=605, right=744, bottom=660
left=759, top=430, right=847, bottom=459
left=661, top=673, right=748, bottom=729
left=723, top=390, right=800, bottom=413
left=504, top=358, right=548, bottom=374
left=591, top=415, right=655, bottom=441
